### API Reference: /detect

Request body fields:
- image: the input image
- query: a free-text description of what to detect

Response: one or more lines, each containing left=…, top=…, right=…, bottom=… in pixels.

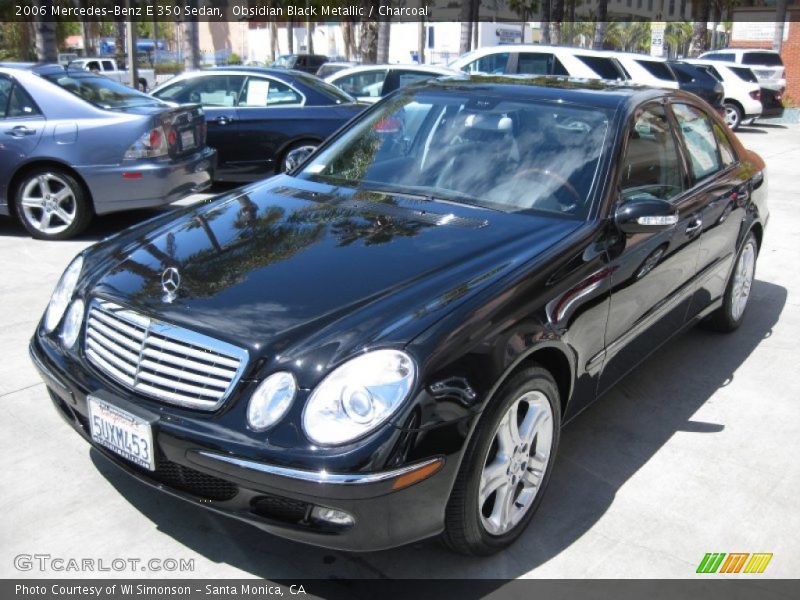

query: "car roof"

left=0, top=62, right=65, bottom=74
left=328, top=64, right=459, bottom=78
left=410, top=74, right=665, bottom=110
left=597, top=51, right=666, bottom=62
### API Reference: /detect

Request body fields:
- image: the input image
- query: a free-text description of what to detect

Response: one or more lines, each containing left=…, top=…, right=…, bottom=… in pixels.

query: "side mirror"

left=614, top=198, right=679, bottom=234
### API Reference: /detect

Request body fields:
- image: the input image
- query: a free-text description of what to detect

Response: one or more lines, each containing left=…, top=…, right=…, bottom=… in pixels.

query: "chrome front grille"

left=84, top=300, right=248, bottom=410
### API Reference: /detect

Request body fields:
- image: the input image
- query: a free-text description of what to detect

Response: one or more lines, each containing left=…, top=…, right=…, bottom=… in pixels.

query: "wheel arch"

left=274, top=136, right=324, bottom=173
left=7, top=159, right=94, bottom=217
left=483, top=342, right=575, bottom=420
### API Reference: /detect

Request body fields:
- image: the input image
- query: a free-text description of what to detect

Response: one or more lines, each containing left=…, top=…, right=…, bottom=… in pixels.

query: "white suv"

left=448, top=45, right=628, bottom=80
left=684, top=59, right=762, bottom=130
left=698, top=49, right=785, bottom=91
left=595, top=51, right=679, bottom=90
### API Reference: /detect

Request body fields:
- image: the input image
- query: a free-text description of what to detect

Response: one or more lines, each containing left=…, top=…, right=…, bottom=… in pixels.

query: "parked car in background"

left=0, top=63, right=214, bottom=240
left=448, top=45, right=624, bottom=79
left=668, top=61, right=725, bottom=113
left=598, top=51, right=679, bottom=89
left=325, top=64, right=460, bottom=103
left=151, top=67, right=366, bottom=181
left=699, top=48, right=786, bottom=91
left=759, top=87, right=785, bottom=121
left=684, top=60, right=762, bottom=130
left=272, top=54, right=328, bottom=74
left=315, top=61, right=359, bottom=79
left=68, top=57, right=155, bottom=91
left=32, top=77, right=767, bottom=554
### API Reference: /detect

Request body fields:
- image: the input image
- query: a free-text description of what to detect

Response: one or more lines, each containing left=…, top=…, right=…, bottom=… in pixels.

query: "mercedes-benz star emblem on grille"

left=161, top=267, right=181, bottom=303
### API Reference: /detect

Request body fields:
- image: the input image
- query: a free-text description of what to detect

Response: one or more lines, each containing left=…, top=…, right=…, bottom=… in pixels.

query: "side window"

left=517, top=52, right=553, bottom=75
left=239, top=77, right=302, bottom=107
left=635, top=59, right=677, bottom=82
left=672, top=103, right=722, bottom=181
left=712, top=122, right=737, bottom=167
left=153, top=75, right=245, bottom=106
left=7, top=83, right=41, bottom=118
left=396, top=70, right=436, bottom=89
left=620, top=105, right=684, bottom=202
left=462, top=53, right=509, bottom=75
left=86, top=60, right=101, bottom=72
left=101, top=60, right=115, bottom=71
left=334, top=70, right=387, bottom=97
left=0, top=77, right=12, bottom=119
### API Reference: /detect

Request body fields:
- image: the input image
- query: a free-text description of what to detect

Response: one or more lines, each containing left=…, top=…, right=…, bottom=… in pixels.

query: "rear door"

left=0, top=76, right=45, bottom=213
left=599, top=102, right=704, bottom=393
left=669, top=101, right=748, bottom=314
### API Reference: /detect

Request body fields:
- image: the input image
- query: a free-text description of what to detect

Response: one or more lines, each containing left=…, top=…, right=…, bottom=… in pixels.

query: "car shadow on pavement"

left=90, top=279, right=786, bottom=585
left=0, top=209, right=168, bottom=241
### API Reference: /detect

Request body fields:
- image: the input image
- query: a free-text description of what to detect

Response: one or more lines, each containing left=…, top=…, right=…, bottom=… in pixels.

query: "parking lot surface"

left=1, top=123, right=798, bottom=579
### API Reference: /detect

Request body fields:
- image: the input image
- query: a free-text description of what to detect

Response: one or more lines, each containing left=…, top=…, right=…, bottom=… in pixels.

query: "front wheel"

left=279, top=141, right=318, bottom=173
left=441, top=366, right=561, bottom=555
left=14, top=169, right=92, bottom=240
left=704, top=232, right=758, bottom=332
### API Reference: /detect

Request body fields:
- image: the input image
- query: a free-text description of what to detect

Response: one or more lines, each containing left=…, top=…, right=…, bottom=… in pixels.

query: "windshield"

left=44, top=72, right=162, bottom=108
left=274, top=55, right=294, bottom=68
left=297, top=88, right=611, bottom=219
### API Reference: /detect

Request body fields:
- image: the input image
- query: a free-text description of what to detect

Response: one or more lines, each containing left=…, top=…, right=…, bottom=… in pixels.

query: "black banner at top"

left=0, top=0, right=797, bottom=23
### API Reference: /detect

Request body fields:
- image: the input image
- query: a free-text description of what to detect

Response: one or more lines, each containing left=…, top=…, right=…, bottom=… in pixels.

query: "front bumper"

left=78, top=147, right=216, bottom=215
left=29, top=335, right=457, bottom=552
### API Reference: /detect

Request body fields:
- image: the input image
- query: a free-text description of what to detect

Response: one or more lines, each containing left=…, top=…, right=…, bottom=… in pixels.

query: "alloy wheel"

left=724, top=104, right=741, bottom=130
left=731, top=240, right=756, bottom=321
left=282, top=144, right=318, bottom=172
left=19, top=173, right=77, bottom=236
left=478, top=390, right=554, bottom=536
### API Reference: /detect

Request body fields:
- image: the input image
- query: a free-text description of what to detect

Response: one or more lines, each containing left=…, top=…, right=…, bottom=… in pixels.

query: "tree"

left=541, top=0, right=551, bottom=44
left=551, top=0, right=564, bottom=45
left=509, top=1, right=538, bottom=43
left=459, top=1, right=474, bottom=54
left=377, top=20, right=391, bottom=64
left=182, top=1, right=200, bottom=69
left=593, top=0, right=608, bottom=49
left=34, top=0, right=57, bottom=62
left=665, top=21, right=692, bottom=59
left=270, top=21, right=279, bottom=61
left=342, top=21, right=356, bottom=60
left=306, top=20, right=314, bottom=54
left=688, top=1, right=711, bottom=56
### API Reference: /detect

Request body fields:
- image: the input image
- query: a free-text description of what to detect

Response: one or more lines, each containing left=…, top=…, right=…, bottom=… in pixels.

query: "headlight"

left=247, top=372, right=297, bottom=431
left=302, top=350, right=416, bottom=446
left=44, top=256, right=83, bottom=332
left=60, top=299, right=85, bottom=348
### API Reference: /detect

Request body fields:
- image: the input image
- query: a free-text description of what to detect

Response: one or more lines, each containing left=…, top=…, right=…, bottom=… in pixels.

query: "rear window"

left=576, top=55, right=625, bottom=80
left=729, top=66, right=758, bottom=83
left=703, top=52, right=736, bottom=62
left=292, top=71, right=356, bottom=104
left=742, top=52, right=783, bottom=67
left=44, top=73, right=162, bottom=108
left=635, top=59, right=676, bottom=81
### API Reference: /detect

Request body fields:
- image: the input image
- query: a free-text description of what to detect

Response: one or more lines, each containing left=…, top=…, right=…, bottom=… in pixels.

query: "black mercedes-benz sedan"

left=30, top=77, right=768, bottom=555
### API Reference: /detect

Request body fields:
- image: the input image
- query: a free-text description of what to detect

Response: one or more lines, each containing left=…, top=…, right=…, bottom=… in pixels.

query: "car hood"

left=86, top=176, right=580, bottom=385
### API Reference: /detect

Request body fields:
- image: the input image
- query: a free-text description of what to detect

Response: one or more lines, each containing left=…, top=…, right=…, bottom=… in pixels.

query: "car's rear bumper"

left=77, top=147, right=216, bottom=215
left=29, top=335, right=455, bottom=552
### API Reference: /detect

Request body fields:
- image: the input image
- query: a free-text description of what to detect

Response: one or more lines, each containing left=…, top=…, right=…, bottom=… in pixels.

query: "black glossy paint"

left=32, top=78, right=769, bottom=551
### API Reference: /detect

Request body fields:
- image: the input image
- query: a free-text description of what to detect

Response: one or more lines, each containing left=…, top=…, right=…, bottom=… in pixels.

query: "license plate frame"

left=88, top=395, right=156, bottom=471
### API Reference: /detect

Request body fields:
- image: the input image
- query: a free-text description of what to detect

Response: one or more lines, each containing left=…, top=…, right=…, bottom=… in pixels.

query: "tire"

left=278, top=140, right=319, bottom=173
left=724, top=102, right=743, bottom=131
left=14, top=168, right=92, bottom=240
left=703, top=232, right=758, bottom=332
left=441, top=365, right=561, bottom=555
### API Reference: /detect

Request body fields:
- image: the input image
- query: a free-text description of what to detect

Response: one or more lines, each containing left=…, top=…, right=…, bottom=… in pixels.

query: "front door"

left=599, top=102, right=705, bottom=393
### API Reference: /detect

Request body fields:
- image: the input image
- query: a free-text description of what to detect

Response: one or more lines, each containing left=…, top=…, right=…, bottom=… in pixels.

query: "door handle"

left=685, top=217, right=703, bottom=235
left=4, top=125, right=36, bottom=137
left=213, top=116, right=234, bottom=125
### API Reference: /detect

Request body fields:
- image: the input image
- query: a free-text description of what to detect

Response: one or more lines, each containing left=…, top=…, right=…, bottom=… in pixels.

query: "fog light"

left=60, top=298, right=85, bottom=348
left=310, top=506, right=355, bottom=527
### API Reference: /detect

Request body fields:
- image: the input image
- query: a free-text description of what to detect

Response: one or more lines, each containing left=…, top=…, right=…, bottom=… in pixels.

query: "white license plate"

left=88, top=396, right=155, bottom=471
left=181, top=130, right=196, bottom=149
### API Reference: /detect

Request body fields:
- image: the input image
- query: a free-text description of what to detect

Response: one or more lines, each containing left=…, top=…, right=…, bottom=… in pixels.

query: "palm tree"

left=664, top=21, right=692, bottom=59
left=34, top=0, right=57, bottom=62
left=551, top=0, right=564, bottom=45
left=377, top=20, right=391, bottom=64
left=459, top=0, right=475, bottom=54
left=306, top=20, right=314, bottom=54
left=269, top=21, right=279, bottom=61
left=593, top=0, right=608, bottom=49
